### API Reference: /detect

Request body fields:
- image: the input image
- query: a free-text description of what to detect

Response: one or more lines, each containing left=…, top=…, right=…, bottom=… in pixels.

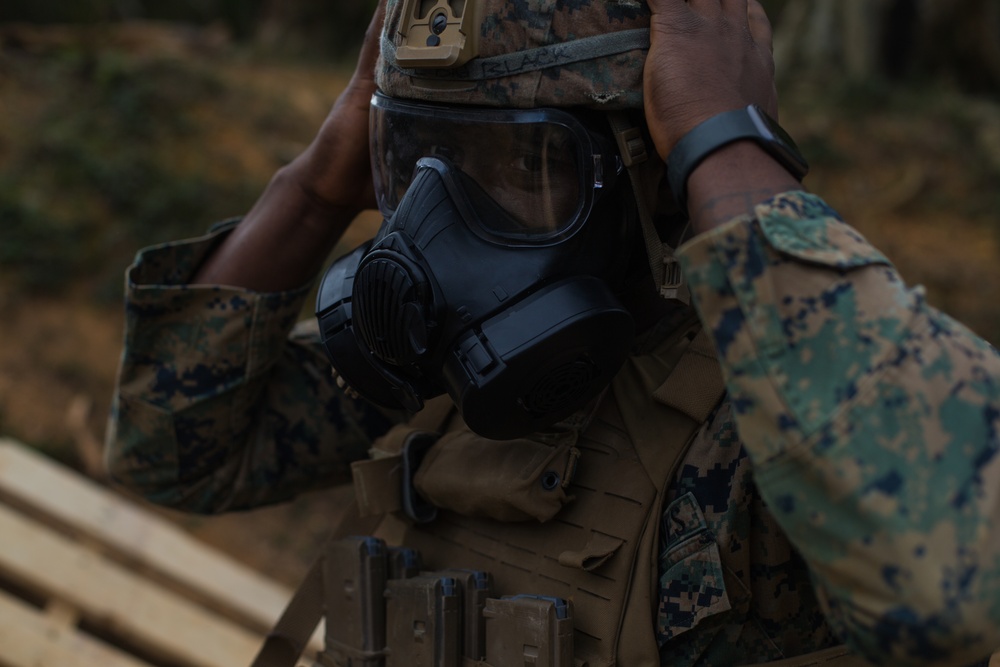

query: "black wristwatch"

left=666, top=104, right=809, bottom=211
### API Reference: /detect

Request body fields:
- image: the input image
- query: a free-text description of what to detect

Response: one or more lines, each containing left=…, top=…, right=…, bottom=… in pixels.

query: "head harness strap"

left=607, top=112, right=689, bottom=303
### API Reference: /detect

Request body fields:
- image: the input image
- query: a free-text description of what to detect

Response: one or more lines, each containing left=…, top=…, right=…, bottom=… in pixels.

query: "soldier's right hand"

left=189, top=1, right=387, bottom=291
left=284, top=0, right=387, bottom=221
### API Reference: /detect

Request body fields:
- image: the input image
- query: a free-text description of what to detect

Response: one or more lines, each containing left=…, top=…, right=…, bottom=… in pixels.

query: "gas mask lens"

left=370, top=92, right=619, bottom=244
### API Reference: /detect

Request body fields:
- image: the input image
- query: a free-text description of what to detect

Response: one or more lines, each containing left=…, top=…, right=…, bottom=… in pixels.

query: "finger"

left=686, top=0, right=724, bottom=17
left=747, top=0, right=773, bottom=52
left=648, top=0, right=703, bottom=38
left=720, top=0, right=749, bottom=19
left=646, top=0, right=693, bottom=18
left=356, top=0, right=388, bottom=80
left=334, top=1, right=386, bottom=121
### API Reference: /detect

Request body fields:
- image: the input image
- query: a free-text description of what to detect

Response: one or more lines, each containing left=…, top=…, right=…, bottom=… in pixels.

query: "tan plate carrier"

left=253, top=320, right=876, bottom=667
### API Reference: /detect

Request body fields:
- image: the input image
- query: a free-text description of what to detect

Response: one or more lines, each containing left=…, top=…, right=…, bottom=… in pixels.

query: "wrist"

left=659, top=104, right=742, bottom=160
left=191, top=163, right=353, bottom=291
left=686, top=141, right=803, bottom=236
left=277, top=155, right=364, bottom=224
left=666, top=105, right=808, bottom=214
left=647, top=95, right=749, bottom=161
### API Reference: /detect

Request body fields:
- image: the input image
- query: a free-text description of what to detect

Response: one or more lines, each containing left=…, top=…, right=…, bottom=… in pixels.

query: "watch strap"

left=666, top=104, right=808, bottom=211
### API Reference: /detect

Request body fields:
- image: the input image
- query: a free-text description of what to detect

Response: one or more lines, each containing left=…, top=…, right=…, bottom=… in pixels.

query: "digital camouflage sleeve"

left=676, top=191, right=1000, bottom=665
left=104, top=220, right=398, bottom=513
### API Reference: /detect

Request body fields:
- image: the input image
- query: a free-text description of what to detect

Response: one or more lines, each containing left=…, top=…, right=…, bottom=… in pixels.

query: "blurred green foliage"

left=0, top=0, right=379, bottom=58
left=0, top=48, right=274, bottom=301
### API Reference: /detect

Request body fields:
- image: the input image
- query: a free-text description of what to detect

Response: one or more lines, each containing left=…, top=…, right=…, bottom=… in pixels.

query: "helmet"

left=375, top=0, right=652, bottom=110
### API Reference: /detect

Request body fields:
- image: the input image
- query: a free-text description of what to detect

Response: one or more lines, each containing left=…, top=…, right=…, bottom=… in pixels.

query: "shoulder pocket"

left=757, top=195, right=891, bottom=269
left=656, top=492, right=732, bottom=644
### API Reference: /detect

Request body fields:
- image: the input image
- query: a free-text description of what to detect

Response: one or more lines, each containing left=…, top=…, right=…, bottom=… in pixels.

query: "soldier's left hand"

left=643, top=0, right=779, bottom=161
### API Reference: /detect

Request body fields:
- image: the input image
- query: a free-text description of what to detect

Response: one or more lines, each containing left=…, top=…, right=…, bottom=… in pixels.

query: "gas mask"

left=316, top=92, right=641, bottom=440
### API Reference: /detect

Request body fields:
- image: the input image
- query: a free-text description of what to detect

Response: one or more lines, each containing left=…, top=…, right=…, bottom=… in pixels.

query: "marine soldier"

left=105, top=0, right=1000, bottom=665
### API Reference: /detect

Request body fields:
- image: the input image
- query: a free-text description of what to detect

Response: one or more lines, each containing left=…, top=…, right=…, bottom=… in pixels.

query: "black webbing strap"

left=250, top=499, right=384, bottom=667
left=249, top=555, right=323, bottom=666
left=250, top=398, right=456, bottom=667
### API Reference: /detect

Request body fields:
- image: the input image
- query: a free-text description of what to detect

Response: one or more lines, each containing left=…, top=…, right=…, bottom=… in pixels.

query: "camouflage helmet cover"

left=376, top=0, right=652, bottom=110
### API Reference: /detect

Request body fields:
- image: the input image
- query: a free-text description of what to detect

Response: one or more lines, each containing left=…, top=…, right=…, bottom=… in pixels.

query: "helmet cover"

left=376, top=0, right=652, bottom=110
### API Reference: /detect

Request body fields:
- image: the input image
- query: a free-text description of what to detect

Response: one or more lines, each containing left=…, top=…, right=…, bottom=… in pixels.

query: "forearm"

left=684, top=141, right=803, bottom=236
left=191, top=161, right=356, bottom=291
left=677, top=194, right=1000, bottom=665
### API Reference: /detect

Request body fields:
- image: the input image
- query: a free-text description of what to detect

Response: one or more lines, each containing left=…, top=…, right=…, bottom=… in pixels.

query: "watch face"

left=748, top=105, right=786, bottom=145
left=747, top=105, right=809, bottom=179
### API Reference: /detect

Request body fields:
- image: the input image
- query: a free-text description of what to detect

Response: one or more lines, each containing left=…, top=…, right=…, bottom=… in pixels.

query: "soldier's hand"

left=190, top=1, right=386, bottom=291
left=286, top=0, right=386, bottom=219
left=643, top=0, right=778, bottom=162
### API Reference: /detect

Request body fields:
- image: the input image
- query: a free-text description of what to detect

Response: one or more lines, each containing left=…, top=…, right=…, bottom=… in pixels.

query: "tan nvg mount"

left=396, top=0, right=481, bottom=68
left=321, top=536, right=574, bottom=667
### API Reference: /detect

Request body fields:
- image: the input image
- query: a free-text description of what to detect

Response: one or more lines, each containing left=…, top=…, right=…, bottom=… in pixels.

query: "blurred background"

left=0, top=0, right=998, bottom=584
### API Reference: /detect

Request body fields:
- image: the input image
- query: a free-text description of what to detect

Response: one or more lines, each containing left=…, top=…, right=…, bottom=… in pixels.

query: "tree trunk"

left=841, top=0, right=880, bottom=80
left=920, top=0, right=1000, bottom=91
left=773, top=0, right=1000, bottom=91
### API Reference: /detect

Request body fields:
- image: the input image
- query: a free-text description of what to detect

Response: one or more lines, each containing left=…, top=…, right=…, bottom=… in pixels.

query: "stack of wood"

left=0, top=439, right=321, bottom=667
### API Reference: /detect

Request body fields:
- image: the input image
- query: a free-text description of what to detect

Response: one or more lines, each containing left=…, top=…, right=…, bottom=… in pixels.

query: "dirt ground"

left=1, top=23, right=999, bottom=589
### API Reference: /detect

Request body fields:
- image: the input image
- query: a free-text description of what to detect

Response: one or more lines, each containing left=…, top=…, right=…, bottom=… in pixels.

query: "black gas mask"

left=316, top=92, right=640, bottom=440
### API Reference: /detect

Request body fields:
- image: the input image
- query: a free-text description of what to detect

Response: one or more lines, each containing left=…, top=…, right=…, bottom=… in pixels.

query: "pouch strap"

left=611, top=312, right=719, bottom=477
left=653, top=327, right=726, bottom=424
left=557, top=532, right=625, bottom=572
left=249, top=500, right=383, bottom=667
left=352, top=455, right=402, bottom=517
left=351, top=432, right=439, bottom=522
left=249, top=555, right=323, bottom=667
left=350, top=396, right=455, bottom=519
left=611, top=315, right=728, bottom=665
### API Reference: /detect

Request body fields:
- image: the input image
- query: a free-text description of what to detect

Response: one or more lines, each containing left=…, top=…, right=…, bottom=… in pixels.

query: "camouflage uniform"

left=106, top=191, right=1000, bottom=665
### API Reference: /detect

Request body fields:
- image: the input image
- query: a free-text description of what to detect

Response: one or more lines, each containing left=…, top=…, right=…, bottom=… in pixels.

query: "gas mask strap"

left=607, top=112, right=688, bottom=304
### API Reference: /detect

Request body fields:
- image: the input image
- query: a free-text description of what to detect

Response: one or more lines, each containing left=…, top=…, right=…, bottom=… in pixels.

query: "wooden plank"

left=0, top=501, right=262, bottom=667
left=0, top=588, right=151, bottom=667
left=0, top=440, right=291, bottom=631
left=45, top=598, right=81, bottom=630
